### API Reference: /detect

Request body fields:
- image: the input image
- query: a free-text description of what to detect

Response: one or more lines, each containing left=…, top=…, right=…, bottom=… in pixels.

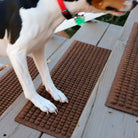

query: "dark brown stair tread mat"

left=0, top=57, right=39, bottom=116
left=105, top=23, right=138, bottom=116
left=15, top=40, right=111, bottom=138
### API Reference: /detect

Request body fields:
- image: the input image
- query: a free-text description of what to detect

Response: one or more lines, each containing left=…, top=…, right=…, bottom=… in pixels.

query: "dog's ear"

left=87, top=0, right=103, bottom=5
left=87, top=0, right=134, bottom=15
left=88, top=0, right=129, bottom=11
left=87, top=0, right=105, bottom=9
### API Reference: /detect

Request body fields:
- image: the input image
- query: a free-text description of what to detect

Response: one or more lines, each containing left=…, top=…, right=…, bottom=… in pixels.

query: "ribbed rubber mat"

left=0, top=57, right=39, bottom=116
left=15, top=40, right=111, bottom=138
left=105, top=23, right=138, bottom=116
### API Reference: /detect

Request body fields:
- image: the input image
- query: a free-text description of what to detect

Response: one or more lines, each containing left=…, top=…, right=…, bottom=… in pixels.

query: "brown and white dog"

left=0, top=0, right=137, bottom=113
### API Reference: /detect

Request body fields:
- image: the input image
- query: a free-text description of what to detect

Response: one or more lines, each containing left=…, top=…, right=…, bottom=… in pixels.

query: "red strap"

left=57, top=0, right=73, bottom=19
left=57, top=0, right=67, bottom=11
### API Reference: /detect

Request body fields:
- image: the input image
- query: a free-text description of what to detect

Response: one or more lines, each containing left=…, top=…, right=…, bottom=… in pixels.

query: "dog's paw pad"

left=31, top=94, right=57, bottom=113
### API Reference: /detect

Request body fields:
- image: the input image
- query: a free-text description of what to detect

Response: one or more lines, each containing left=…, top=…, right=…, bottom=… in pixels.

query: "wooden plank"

left=41, top=134, right=56, bottom=138
left=72, top=21, right=109, bottom=45
left=41, top=21, right=109, bottom=138
left=0, top=57, right=10, bottom=78
left=82, top=41, right=138, bottom=138
left=0, top=57, right=9, bottom=65
left=119, top=5, right=138, bottom=44
left=98, top=24, right=122, bottom=50
left=45, top=35, right=67, bottom=58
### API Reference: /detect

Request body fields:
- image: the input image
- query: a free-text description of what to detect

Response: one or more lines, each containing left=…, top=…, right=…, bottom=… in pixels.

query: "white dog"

left=0, top=0, right=137, bottom=113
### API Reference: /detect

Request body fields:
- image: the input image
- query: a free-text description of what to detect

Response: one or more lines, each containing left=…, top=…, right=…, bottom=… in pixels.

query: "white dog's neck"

left=63, top=0, right=96, bottom=15
left=40, top=0, right=97, bottom=29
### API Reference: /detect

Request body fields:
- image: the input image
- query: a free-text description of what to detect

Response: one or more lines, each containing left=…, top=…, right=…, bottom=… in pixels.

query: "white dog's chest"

left=0, top=0, right=41, bottom=44
left=0, top=0, right=56, bottom=44
left=18, top=8, right=55, bottom=53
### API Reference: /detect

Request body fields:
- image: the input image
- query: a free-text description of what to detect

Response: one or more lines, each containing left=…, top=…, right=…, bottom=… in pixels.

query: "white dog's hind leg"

left=7, top=44, right=57, bottom=113
left=32, top=46, right=68, bottom=103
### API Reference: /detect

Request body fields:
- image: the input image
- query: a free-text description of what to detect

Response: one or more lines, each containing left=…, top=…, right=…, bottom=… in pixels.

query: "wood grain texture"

left=119, top=5, right=138, bottom=43
left=98, top=24, right=122, bottom=50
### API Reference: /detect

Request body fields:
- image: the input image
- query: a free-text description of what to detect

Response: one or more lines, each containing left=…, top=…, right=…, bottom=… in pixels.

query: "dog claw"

left=55, top=111, right=57, bottom=115
left=46, top=111, right=49, bottom=115
left=55, top=109, right=58, bottom=115
left=65, top=99, right=69, bottom=103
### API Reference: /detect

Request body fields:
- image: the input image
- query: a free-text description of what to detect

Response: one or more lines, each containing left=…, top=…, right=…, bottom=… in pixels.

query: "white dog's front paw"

left=30, top=94, right=57, bottom=114
left=47, top=87, right=68, bottom=103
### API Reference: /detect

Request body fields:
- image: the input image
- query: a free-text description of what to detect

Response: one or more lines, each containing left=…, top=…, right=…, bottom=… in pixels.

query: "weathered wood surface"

left=0, top=58, right=11, bottom=78
left=98, top=24, right=122, bottom=50
left=79, top=6, right=138, bottom=138
left=82, top=41, right=138, bottom=138
left=119, top=6, right=138, bottom=43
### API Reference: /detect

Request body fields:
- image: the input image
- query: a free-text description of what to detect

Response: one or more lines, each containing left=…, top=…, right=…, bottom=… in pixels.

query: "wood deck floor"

left=0, top=6, right=138, bottom=138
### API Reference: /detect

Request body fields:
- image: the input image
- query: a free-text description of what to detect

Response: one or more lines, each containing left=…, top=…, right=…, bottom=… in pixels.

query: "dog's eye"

left=105, top=6, right=118, bottom=11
